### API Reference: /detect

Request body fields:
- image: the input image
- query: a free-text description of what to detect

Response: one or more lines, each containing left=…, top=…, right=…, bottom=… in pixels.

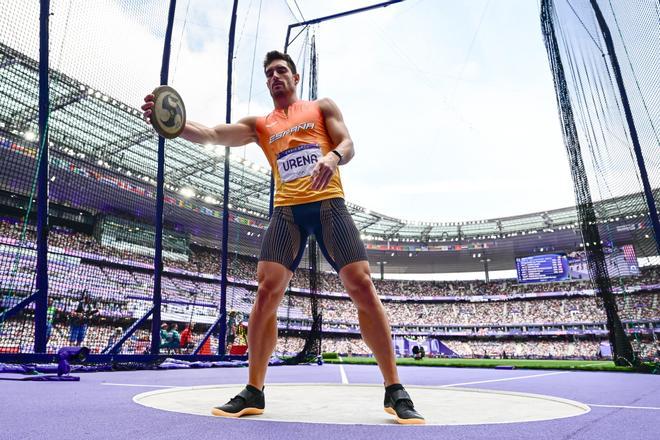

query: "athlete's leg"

left=247, top=205, right=307, bottom=389
left=213, top=204, right=308, bottom=418
left=339, top=260, right=400, bottom=387
left=312, top=199, right=400, bottom=385
left=247, top=261, right=292, bottom=390
left=312, top=199, right=423, bottom=423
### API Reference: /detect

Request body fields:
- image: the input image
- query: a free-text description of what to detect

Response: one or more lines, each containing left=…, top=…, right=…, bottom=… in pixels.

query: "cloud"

left=296, top=0, right=579, bottom=220
left=376, top=177, right=523, bottom=196
left=0, top=0, right=585, bottom=223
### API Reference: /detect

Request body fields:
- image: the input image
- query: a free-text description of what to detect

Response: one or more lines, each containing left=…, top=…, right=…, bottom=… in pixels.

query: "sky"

left=0, top=0, right=578, bottom=224
left=205, top=0, right=577, bottom=223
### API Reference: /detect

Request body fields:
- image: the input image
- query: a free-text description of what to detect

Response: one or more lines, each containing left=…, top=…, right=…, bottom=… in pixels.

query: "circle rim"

left=132, top=382, right=591, bottom=426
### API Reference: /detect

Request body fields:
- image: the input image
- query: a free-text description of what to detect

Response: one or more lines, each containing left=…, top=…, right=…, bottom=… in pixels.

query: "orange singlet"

left=255, top=100, right=344, bottom=207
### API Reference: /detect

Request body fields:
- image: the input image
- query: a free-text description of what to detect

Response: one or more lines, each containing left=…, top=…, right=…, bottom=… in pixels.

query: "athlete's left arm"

left=310, top=98, right=355, bottom=190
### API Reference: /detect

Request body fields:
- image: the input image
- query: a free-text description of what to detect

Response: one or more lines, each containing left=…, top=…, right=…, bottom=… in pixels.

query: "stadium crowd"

left=298, top=293, right=659, bottom=326
left=1, top=216, right=659, bottom=360
left=0, top=319, right=220, bottom=355
left=2, top=217, right=660, bottom=301
left=276, top=336, right=659, bottom=361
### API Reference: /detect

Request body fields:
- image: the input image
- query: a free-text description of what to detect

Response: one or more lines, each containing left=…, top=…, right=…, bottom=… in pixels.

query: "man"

left=142, top=50, right=424, bottom=424
left=169, top=323, right=181, bottom=352
left=226, top=311, right=238, bottom=349
left=159, top=323, right=171, bottom=351
left=69, top=292, right=98, bottom=347
left=180, top=323, right=195, bottom=353
left=46, top=296, right=57, bottom=343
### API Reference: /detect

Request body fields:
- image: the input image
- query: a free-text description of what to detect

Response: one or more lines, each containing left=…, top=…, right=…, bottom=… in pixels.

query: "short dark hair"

left=263, top=50, right=297, bottom=75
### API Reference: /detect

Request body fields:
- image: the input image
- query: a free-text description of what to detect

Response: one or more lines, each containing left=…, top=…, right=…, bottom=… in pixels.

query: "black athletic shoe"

left=384, top=384, right=425, bottom=425
left=211, top=385, right=265, bottom=418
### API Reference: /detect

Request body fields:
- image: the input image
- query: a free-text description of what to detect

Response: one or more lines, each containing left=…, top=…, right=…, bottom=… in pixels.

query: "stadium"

left=0, top=1, right=659, bottom=439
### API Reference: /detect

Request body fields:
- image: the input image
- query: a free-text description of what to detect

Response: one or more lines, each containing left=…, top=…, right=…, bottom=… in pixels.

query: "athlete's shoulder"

left=295, top=99, right=319, bottom=110
left=254, top=111, right=276, bottom=130
left=291, top=99, right=324, bottom=119
left=315, top=97, right=335, bottom=106
left=315, top=97, right=342, bottom=118
left=238, top=115, right=259, bottom=127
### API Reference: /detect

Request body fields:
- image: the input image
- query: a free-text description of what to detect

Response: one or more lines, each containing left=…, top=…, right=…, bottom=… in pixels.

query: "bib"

left=276, top=143, right=321, bottom=183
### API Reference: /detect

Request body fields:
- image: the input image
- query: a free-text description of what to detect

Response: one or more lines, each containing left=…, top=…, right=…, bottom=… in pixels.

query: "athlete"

left=142, top=50, right=424, bottom=424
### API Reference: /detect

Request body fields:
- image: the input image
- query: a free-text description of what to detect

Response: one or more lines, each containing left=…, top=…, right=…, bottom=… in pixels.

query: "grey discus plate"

left=151, top=85, right=186, bottom=139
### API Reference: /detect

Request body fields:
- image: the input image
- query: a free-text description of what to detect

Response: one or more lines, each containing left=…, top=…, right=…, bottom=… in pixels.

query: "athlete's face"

left=265, top=59, right=299, bottom=99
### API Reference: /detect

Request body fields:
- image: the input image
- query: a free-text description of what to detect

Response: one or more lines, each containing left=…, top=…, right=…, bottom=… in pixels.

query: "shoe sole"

left=384, top=407, right=426, bottom=425
left=211, top=407, right=264, bottom=418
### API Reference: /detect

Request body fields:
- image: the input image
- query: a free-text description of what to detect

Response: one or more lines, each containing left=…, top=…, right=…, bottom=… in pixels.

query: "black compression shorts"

left=259, top=198, right=368, bottom=273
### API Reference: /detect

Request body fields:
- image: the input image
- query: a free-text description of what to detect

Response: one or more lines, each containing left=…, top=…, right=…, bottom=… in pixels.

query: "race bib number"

left=276, top=144, right=321, bottom=183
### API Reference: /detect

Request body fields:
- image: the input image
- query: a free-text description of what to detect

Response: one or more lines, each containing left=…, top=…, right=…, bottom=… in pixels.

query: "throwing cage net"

left=0, top=0, right=327, bottom=364
left=541, top=0, right=660, bottom=366
left=0, top=0, right=172, bottom=356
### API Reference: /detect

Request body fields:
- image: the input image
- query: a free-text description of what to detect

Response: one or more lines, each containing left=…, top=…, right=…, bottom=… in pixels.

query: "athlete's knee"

left=253, top=263, right=290, bottom=313
left=345, top=272, right=373, bottom=294
left=341, top=262, right=372, bottom=288
left=256, top=273, right=283, bottom=294
left=255, top=282, right=283, bottom=309
left=341, top=265, right=378, bottom=306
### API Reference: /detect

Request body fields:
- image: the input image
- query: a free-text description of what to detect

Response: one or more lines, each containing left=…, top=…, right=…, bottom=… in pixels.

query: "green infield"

left=322, top=356, right=651, bottom=372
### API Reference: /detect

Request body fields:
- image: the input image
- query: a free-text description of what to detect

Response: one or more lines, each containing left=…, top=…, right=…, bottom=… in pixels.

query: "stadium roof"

left=0, top=41, right=657, bottom=246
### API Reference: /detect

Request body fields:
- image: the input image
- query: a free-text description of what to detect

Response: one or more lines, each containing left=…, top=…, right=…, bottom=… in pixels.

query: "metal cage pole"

left=283, top=0, right=405, bottom=52
left=150, top=0, right=178, bottom=355
left=34, top=0, right=50, bottom=353
left=218, top=0, right=240, bottom=355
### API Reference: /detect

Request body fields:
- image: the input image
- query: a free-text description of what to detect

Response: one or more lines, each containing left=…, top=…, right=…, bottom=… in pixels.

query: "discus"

left=150, top=85, right=186, bottom=139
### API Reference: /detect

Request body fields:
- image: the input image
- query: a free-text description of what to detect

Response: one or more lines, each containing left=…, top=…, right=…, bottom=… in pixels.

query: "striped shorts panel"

left=258, top=205, right=306, bottom=272
left=259, top=198, right=368, bottom=273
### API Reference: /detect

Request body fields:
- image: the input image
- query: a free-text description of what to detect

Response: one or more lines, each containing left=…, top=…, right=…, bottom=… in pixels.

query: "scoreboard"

left=516, top=253, right=569, bottom=284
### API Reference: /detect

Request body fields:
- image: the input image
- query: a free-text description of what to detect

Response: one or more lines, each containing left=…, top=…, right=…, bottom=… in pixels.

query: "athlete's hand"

left=141, top=94, right=155, bottom=124
left=310, top=153, right=340, bottom=191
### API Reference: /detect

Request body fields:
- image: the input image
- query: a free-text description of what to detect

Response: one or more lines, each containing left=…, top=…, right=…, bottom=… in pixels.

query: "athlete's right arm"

left=182, top=118, right=258, bottom=146
left=141, top=94, right=258, bottom=147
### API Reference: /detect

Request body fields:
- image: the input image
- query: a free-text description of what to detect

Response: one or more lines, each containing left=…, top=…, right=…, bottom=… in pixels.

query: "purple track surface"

left=1, top=364, right=659, bottom=440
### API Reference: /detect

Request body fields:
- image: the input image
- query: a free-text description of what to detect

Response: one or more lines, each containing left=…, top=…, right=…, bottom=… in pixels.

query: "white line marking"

left=339, top=364, right=349, bottom=384
left=588, top=404, right=660, bottom=410
left=337, top=355, right=349, bottom=384
left=441, top=371, right=570, bottom=388
left=102, top=383, right=179, bottom=388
